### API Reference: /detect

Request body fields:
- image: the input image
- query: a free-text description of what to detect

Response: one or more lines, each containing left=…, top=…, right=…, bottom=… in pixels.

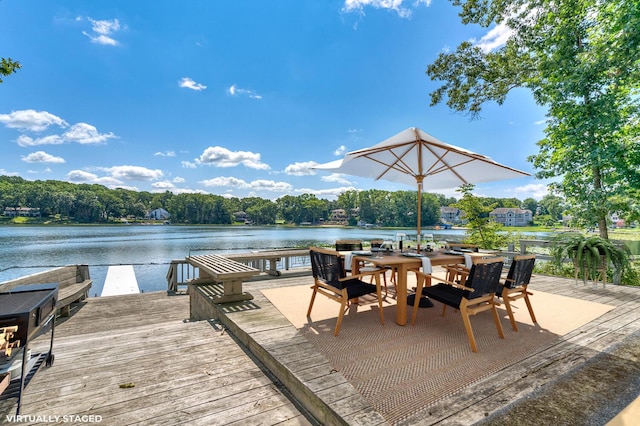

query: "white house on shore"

left=489, top=208, right=532, bottom=227
left=3, top=207, right=41, bottom=217
left=146, top=208, right=171, bottom=221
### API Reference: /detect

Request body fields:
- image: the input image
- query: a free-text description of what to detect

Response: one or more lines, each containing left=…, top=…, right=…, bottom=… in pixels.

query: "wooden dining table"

left=352, top=251, right=466, bottom=326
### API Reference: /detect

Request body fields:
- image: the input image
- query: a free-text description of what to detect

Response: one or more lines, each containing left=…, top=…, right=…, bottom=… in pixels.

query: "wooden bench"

left=186, top=255, right=259, bottom=304
left=0, top=265, right=92, bottom=317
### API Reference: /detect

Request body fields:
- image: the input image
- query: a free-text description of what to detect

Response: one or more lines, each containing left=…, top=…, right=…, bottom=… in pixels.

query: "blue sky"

left=0, top=0, right=549, bottom=201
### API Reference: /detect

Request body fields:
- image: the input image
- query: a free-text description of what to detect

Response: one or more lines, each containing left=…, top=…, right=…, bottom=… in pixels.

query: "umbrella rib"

left=361, top=147, right=417, bottom=181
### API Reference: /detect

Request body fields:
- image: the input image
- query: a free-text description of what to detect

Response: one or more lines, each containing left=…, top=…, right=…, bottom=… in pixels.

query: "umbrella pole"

left=417, top=179, right=422, bottom=252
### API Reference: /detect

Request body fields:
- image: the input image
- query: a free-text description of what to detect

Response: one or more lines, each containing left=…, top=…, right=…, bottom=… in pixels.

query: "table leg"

left=396, top=264, right=408, bottom=326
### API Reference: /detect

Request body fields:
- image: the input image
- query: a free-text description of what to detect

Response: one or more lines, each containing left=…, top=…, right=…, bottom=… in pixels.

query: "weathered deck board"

left=1, top=292, right=314, bottom=425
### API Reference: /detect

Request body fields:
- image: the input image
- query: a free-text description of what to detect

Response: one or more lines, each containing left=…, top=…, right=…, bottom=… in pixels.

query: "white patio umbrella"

left=314, top=127, right=530, bottom=251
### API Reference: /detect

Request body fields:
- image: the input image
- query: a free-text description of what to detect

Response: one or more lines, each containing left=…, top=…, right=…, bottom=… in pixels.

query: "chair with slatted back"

left=411, top=257, right=505, bottom=352
left=497, top=254, right=536, bottom=331
left=308, top=247, right=385, bottom=336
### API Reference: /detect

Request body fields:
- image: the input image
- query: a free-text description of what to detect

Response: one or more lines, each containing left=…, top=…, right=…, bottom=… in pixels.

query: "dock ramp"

left=101, top=265, right=140, bottom=296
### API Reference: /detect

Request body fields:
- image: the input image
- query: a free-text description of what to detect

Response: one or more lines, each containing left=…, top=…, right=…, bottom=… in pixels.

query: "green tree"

left=245, top=198, right=276, bottom=225
left=539, top=194, right=565, bottom=221
left=427, top=0, right=640, bottom=240
left=522, top=198, right=538, bottom=216
left=453, top=184, right=509, bottom=249
left=0, top=57, right=21, bottom=83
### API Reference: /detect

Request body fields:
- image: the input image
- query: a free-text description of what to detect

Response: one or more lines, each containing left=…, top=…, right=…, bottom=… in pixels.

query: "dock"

left=1, top=272, right=639, bottom=424
left=101, top=265, right=140, bottom=297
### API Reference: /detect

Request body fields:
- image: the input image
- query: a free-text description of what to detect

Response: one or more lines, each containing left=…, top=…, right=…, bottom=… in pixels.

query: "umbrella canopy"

left=314, top=127, right=530, bottom=250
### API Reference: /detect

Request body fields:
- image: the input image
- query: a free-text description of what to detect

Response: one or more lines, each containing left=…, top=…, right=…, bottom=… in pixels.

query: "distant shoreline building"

left=440, top=206, right=462, bottom=225
left=146, top=208, right=171, bottom=221
left=489, top=208, right=532, bottom=227
left=3, top=207, right=41, bottom=218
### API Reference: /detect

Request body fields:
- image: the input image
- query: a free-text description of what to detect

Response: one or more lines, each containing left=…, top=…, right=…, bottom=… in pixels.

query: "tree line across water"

left=0, top=176, right=567, bottom=227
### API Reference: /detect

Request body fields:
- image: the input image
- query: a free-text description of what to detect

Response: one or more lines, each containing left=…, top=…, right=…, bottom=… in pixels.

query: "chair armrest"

left=414, top=270, right=473, bottom=291
left=340, top=268, right=385, bottom=281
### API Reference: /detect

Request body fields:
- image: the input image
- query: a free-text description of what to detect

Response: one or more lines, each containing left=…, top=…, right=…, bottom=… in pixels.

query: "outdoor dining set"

left=307, top=239, right=537, bottom=353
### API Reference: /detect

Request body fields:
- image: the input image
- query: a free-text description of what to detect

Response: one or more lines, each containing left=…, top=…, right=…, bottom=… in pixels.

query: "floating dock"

left=101, top=265, right=140, bottom=296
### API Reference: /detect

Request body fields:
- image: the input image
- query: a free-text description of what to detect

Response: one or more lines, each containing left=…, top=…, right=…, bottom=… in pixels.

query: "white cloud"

left=179, top=77, right=207, bottom=91
left=151, top=181, right=177, bottom=190
left=65, top=169, right=126, bottom=187
left=196, top=146, right=270, bottom=170
left=181, top=161, right=197, bottom=168
left=513, top=183, right=549, bottom=200
left=82, top=18, right=122, bottom=46
left=104, top=165, right=163, bottom=181
left=200, top=177, right=292, bottom=193
left=66, top=170, right=99, bottom=182
left=173, top=176, right=185, bottom=183
left=16, top=134, right=64, bottom=147
left=321, top=173, right=352, bottom=185
left=200, top=176, right=250, bottom=188
left=1, top=110, right=116, bottom=146
left=334, top=145, right=347, bottom=156
left=342, top=0, right=431, bottom=18
left=249, top=179, right=293, bottom=192
left=0, top=169, right=20, bottom=176
left=284, top=161, right=319, bottom=176
left=154, top=150, right=176, bottom=157
left=471, top=22, right=513, bottom=53
left=21, top=151, right=65, bottom=164
left=63, top=123, right=116, bottom=144
left=0, top=109, right=67, bottom=131
left=228, top=84, right=262, bottom=99
left=294, top=186, right=357, bottom=199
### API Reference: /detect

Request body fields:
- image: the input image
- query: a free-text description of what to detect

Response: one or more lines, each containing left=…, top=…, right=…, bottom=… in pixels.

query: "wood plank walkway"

left=2, top=271, right=639, bottom=425
left=1, top=292, right=315, bottom=425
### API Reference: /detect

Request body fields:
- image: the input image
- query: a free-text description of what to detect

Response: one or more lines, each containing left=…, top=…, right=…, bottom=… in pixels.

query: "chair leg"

left=306, top=286, right=317, bottom=317
left=460, top=310, right=478, bottom=353
left=370, top=269, right=388, bottom=296
left=410, top=274, right=425, bottom=325
left=503, top=296, right=519, bottom=332
left=491, top=304, right=505, bottom=339
left=334, top=293, right=348, bottom=336
left=523, top=292, right=537, bottom=323
left=374, top=273, right=385, bottom=325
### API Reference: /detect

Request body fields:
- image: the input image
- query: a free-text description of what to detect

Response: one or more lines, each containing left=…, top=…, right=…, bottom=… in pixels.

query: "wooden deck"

left=2, top=272, right=639, bottom=425
left=0, top=291, right=315, bottom=425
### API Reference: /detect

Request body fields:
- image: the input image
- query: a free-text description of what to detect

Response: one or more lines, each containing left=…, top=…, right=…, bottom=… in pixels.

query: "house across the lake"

left=489, top=208, right=532, bottom=227
left=3, top=207, right=41, bottom=217
left=146, top=208, right=171, bottom=221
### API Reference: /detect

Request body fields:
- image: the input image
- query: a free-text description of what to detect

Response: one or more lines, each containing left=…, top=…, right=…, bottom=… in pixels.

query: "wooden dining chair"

left=411, top=257, right=506, bottom=353
left=308, top=247, right=385, bottom=336
left=443, top=253, right=474, bottom=285
left=497, top=254, right=536, bottom=331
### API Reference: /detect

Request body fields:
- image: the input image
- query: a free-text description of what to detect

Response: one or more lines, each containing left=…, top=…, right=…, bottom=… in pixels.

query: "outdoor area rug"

left=261, top=285, right=615, bottom=425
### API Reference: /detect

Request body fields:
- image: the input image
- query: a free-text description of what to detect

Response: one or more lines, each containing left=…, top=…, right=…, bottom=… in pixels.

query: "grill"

left=0, top=283, right=58, bottom=415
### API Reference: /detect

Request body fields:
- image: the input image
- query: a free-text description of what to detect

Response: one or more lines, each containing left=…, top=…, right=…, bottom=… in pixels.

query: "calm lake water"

left=0, top=225, right=554, bottom=296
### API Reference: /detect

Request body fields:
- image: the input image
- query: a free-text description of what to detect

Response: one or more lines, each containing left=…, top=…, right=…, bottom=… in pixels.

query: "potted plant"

left=551, top=232, right=631, bottom=286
